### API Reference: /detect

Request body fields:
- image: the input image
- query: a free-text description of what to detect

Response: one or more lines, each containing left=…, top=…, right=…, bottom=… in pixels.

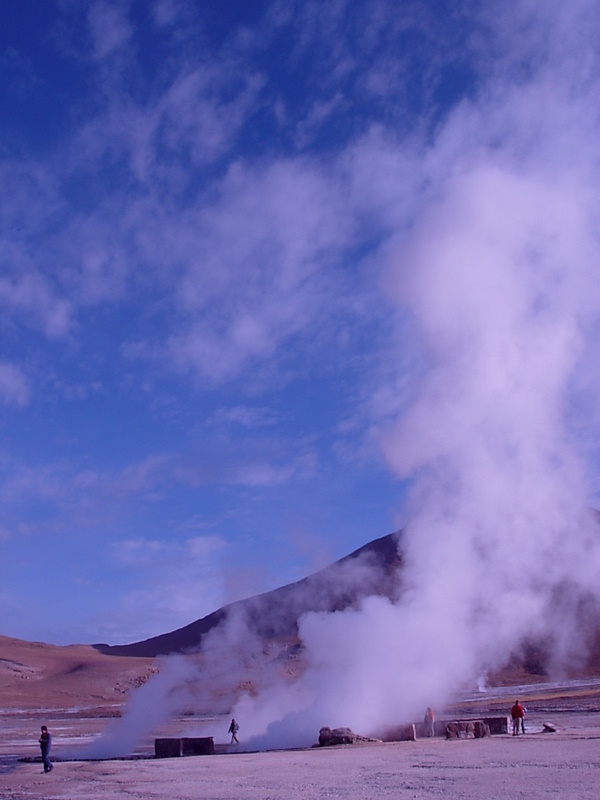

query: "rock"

left=543, top=722, right=558, bottom=732
left=380, top=724, right=417, bottom=742
left=482, top=716, right=509, bottom=735
left=318, top=727, right=381, bottom=746
left=446, top=721, right=473, bottom=739
left=445, top=720, right=490, bottom=739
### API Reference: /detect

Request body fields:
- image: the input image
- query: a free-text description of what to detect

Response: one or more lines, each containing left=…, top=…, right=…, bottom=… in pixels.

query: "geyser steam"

left=79, top=0, right=600, bottom=757
left=62, top=656, right=197, bottom=760
left=230, top=14, right=600, bottom=747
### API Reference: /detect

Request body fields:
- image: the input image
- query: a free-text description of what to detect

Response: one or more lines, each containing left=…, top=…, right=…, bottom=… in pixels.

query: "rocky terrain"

left=3, top=525, right=600, bottom=800
left=0, top=636, right=155, bottom=714
left=3, top=702, right=600, bottom=800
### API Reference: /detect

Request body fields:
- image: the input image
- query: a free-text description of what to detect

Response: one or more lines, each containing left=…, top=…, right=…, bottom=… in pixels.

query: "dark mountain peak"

left=95, top=529, right=403, bottom=658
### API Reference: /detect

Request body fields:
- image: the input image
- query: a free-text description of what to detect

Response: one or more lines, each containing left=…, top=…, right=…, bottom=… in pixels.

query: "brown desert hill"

left=5, top=521, right=600, bottom=717
left=0, top=532, right=403, bottom=713
left=94, top=530, right=403, bottom=658
left=92, top=514, right=600, bottom=683
left=0, top=635, right=155, bottom=712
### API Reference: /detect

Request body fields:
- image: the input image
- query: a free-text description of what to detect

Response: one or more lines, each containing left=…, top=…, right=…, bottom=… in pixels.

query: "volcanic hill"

left=94, top=530, right=403, bottom=657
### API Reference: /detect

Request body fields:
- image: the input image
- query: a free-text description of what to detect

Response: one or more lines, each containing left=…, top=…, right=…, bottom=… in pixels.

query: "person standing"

left=228, top=718, right=239, bottom=744
left=39, top=725, right=53, bottom=772
left=511, top=701, right=524, bottom=735
left=424, top=707, right=435, bottom=737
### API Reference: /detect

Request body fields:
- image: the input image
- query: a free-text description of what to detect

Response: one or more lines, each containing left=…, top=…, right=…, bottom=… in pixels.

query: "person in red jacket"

left=511, top=701, right=525, bottom=735
left=423, top=707, right=435, bottom=737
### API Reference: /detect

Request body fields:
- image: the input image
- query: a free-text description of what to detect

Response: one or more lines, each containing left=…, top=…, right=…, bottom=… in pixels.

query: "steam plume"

left=230, top=7, right=600, bottom=749
left=62, top=656, right=197, bottom=760
left=76, top=0, right=600, bottom=757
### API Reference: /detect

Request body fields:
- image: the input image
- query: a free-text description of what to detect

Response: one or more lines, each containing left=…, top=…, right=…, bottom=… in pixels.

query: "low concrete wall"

left=415, top=720, right=446, bottom=738
left=155, top=738, right=182, bottom=758
left=380, top=724, right=417, bottom=742
left=182, top=737, right=215, bottom=756
left=445, top=720, right=491, bottom=739
left=482, top=716, right=509, bottom=735
left=392, top=715, right=507, bottom=741
left=155, top=737, right=215, bottom=758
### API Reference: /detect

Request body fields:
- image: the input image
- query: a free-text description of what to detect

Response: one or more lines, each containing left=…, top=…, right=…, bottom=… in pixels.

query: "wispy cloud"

left=0, top=436, right=316, bottom=536
left=3, top=0, right=600, bottom=651
left=207, top=404, right=279, bottom=429
left=0, top=362, right=30, bottom=408
left=110, top=534, right=227, bottom=640
left=88, top=1, right=133, bottom=62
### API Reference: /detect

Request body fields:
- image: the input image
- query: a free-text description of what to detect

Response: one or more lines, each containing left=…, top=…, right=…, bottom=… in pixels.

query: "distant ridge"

left=94, top=530, right=403, bottom=658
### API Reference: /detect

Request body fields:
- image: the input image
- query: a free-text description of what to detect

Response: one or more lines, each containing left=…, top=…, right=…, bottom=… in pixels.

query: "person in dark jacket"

left=228, top=718, right=239, bottom=744
left=39, top=725, right=53, bottom=772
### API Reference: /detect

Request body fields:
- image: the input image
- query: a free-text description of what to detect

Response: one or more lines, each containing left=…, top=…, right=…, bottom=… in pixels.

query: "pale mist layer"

left=229, top=38, right=600, bottom=750
left=72, top=161, right=600, bottom=757
left=72, top=2, right=600, bottom=758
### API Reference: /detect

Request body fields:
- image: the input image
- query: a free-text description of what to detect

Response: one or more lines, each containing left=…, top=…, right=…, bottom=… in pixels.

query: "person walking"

left=228, top=718, right=239, bottom=744
left=39, top=725, right=53, bottom=772
left=511, top=700, right=525, bottom=735
left=424, top=707, right=435, bottom=737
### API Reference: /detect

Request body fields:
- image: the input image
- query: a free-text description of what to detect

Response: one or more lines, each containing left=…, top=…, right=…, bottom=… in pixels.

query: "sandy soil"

left=3, top=635, right=600, bottom=800
left=2, top=708, right=600, bottom=800
left=0, top=636, right=155, bottom=714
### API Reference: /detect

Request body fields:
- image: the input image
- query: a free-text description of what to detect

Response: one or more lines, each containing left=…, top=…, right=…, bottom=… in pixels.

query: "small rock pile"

left=318, top=727, right=381, bottom=746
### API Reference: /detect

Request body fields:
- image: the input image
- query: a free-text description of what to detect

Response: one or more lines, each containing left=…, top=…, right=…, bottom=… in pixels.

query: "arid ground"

left=3, top=635, right=600, bottom=799
left=2, top=710, right=600, bottom=800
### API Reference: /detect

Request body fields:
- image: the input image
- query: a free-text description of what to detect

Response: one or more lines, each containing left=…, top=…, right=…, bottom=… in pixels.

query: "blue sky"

left=2, top=0, right=600, bottom=646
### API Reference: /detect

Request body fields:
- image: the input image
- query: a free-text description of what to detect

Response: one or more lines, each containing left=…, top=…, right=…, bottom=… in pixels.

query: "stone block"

left=155, top=738, right=182, bottom=758
left=181, top=737, right=215, bottom=756
left=482, top=716, right=509, bottom=735
left=445, top=719, right=490, bottom=739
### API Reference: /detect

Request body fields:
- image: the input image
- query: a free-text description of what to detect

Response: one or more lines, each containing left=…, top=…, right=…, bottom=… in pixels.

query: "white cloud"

left=294, top=92, right=348, bottom=150
left=0, top=455, right=170, bottom=522
left=162, top=67, right=265, bottom=166
left=365, top=0, right=600, bottom=722
left=0, top=253, right=72, bottom=339
left=207, top=405, right=279, bottom=429
left=4, top=0, right=600, bottom=666
left=158, top=157, right=355, bottom=383
left=0, top=362, right=30, bottom=408
left=88, top=1, right=133, bottom=61
left=0, top=439, right=313, bottom=537
left=163, top=0, right=600, bottom=749
left=111, top=534, right=227, bottom=640
left=151, top=0, right=194, bottom=29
